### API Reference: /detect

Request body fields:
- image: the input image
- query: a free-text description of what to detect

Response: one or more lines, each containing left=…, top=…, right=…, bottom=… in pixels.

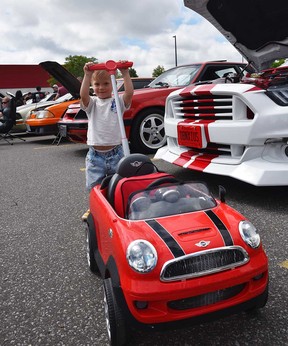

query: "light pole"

left=173, top=35, right=178, bottom=66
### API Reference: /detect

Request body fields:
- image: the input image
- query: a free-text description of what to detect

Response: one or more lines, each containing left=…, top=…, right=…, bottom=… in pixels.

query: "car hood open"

left=39, top=61, right=81, bottom=98
left=184, top=0, right=288, bottom=71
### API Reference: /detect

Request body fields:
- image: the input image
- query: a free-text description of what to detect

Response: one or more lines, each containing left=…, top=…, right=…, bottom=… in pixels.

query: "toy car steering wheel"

left=146, top=177, right=180, bottom=189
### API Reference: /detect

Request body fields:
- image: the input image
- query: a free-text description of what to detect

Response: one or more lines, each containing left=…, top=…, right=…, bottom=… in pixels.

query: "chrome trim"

left=160, top=246, right=249, bottom=282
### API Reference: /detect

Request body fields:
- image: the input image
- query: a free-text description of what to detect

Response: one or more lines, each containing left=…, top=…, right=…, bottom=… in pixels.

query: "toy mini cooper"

left=85, top=153, right=268, bottom=346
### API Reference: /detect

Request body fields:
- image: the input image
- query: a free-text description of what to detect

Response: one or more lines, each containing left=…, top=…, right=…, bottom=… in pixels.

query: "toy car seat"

left=107, top=153, right=173, bottom=217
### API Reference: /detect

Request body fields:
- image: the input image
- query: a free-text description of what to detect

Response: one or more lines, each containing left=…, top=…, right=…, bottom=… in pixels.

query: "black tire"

left=130, top=108, right=166, bottom=154
left=86, top=223, right=100, bottom=274
left=103, top=278, right=128, bottom=346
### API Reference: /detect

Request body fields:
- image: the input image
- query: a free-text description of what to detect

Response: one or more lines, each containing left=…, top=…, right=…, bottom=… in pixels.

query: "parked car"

left=86, top=153, right=268, bottom=345
left=25, top=61, right=82, bottom=135
left=25, top=93, right=78, bottom=135
left=13, top=92, right=57, bottom=133
left=156, top=0, right=288, bottom=186
left=117, top=77, right=154, bottom=91
left=58, top=61, right=247, bottom=153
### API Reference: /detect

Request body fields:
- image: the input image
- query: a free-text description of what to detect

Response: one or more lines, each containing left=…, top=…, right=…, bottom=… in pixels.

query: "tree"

left=116, top=67, right=138, bottom=79
left=152, top=65, right=165, bottom=78
left=129, top=67, right=138, bottom=77
left=47, top=55, right=97, bottom=86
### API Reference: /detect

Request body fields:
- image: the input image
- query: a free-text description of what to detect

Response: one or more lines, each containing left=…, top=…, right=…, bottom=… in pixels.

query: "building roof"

left=0, top=65, right=51, bottom=89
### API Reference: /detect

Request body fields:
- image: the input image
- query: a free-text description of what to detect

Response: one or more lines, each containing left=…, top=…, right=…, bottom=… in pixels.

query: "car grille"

left=168, top=283, right=245, bottom=310
left=160, top=246, right=249, bottom=282
left=171, top=95, right=249, bottom=157
left=172, top=95, right=233, bottom=120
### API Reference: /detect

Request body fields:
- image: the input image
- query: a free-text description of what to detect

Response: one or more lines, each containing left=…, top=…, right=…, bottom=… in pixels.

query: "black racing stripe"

left=205, top=210, right=233, bottom=246
left=146, top=219, right=185, bottom=258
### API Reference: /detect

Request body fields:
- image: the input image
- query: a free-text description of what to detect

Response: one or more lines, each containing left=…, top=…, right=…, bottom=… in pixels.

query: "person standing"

left=80, top=61, right=134, bottom=220
left=15, top=90, right=25, bottom=107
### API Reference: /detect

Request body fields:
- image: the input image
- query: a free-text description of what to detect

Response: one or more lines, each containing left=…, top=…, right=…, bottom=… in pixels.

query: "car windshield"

left=127, top=181, right=216, bottom=220
left=149, top=65, right=201, bottom=88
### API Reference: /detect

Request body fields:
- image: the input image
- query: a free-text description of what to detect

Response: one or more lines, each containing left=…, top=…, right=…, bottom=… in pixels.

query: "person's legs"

left=82, top=146, right=123, bottom=222
left=85, top=147, right=107, bottom=191
left=105, top=145, right=124, bottom=176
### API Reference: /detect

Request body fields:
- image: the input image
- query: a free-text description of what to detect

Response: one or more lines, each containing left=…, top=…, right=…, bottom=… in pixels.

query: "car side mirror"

left=218, top=185, right=226, bottom=203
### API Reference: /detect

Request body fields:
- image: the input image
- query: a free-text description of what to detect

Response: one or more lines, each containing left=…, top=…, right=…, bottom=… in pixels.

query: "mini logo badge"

left=130, top=161, right=142, bottom=167
left=195, top=240, right=210, bottom=248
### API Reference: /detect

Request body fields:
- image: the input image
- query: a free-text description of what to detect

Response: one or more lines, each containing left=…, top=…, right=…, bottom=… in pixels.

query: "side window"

left=200, top=66, right=241, bottom=81
left=214, top=67, right=239, bottom=78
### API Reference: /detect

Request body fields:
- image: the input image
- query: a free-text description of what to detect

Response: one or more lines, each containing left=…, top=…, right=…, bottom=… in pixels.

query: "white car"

left=13, top=93, right=56, bottom=132
left=156, top=0, right=288, bottom=186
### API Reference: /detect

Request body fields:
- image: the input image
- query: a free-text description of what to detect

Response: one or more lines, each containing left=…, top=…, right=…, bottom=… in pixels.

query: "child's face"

left=92, top=73, right=113, bottom=99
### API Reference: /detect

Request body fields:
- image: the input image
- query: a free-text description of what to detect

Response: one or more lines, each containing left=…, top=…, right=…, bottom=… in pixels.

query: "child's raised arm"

left=80, top=62, right=94, bottom=107
left=119, top=66, right=134, bottom=108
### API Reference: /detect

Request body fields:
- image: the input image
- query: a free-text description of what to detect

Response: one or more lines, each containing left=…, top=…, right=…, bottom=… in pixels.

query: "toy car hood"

left=39, top=61, right=81, bottom=98
left=184, top=0, right=288, bottom=71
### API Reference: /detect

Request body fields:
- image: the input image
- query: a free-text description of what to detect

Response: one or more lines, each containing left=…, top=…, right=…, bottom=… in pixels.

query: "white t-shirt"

left=81, top=95, right=129, bottom=146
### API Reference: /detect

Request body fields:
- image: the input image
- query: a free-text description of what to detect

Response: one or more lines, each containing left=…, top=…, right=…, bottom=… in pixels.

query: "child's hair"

left=92, top=69, right=110, bottom=82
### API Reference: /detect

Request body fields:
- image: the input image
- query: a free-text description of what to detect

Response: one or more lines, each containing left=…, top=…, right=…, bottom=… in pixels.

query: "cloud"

left=0, top=0, right=242, bottom=76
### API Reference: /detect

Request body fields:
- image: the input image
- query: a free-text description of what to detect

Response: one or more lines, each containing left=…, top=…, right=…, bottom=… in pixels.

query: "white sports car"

left=156, top=0, right=288, bottom=186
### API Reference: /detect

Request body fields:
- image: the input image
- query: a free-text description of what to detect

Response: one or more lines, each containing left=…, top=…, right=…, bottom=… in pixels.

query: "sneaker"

left=81, top=209, right=90, bottom=222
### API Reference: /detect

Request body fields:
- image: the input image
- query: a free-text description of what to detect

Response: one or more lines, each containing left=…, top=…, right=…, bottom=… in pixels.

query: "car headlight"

left=126, top=240, right=157, bottom=273
left=239, top=220, right=260, bottom=248
left=35, top=110, right=54, bottom=119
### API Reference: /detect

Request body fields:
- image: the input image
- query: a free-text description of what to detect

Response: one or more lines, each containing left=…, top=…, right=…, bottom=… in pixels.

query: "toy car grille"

left=160, top=246, right=249, bottom=282
left=168, top=283, right=245, bottom=310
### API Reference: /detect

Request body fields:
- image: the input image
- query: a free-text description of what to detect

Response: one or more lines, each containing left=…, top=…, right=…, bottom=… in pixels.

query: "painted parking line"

left=279, top=260, right=288, bottom=269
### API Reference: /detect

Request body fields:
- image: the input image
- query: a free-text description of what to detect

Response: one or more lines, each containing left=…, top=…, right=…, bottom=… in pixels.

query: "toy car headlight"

left=127, top=240, right=157, bottom=273
left=239, top=221, right=260, bottom=248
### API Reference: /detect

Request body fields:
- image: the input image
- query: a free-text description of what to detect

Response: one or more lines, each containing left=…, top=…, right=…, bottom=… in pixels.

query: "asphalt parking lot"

left=1, top=134, right=287, bottom=346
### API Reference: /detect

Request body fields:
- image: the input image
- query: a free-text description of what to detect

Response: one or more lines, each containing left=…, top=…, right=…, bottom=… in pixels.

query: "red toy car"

left=86, top=153, right=268, bottom=345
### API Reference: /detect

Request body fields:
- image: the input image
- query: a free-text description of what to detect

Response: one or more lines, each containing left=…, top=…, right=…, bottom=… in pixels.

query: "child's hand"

left=83, top=62, right=95, bottom=75
left=118, top=60, right=129, bottom=76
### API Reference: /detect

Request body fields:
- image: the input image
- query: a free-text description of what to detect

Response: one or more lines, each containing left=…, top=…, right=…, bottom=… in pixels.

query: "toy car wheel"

left=86, top=224, right=100, bottom=274
left=130, top=108, right=166, bottom=153
left=103, top=278, right=128, bottom=346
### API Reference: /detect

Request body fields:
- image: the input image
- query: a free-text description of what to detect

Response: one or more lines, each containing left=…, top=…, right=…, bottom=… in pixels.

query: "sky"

left=0, top=0, right=244, bottom=77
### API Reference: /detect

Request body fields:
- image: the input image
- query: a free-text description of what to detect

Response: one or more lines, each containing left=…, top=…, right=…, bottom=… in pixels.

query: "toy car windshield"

left=127, top=182, right=217, bottom=220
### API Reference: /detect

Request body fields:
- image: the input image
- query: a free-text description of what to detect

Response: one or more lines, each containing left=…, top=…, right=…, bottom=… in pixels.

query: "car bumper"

left=116, top=251, right=268, bottom=327
left=26, top=124, right=58, bottom=135
left=155, top=143, right=288, bottom=186
left=57, top=122, right=87, bottom=143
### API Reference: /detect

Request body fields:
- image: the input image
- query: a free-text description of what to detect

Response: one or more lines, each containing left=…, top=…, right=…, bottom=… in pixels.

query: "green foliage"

left=47, top=55, right=97, bottom=86
left=271, top=59, right=286, bottom=68
left=152, top=65, right=165, bottom=78
left=129, top=67, right=138, bottom=77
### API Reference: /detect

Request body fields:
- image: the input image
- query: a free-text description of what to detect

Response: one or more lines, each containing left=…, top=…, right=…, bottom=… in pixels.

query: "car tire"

left=103, top=278, right=128, bottom=346
left=130, top=108, right=166, bottom=154
left=86, top=223, right=100, bottom=274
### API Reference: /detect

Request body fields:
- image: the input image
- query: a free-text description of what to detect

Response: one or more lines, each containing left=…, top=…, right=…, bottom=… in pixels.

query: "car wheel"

left=103, top=278, right=128, bottom=346
left=130, top=108, right=166, bottom=154
left=86, top=223, right=100, bottom=274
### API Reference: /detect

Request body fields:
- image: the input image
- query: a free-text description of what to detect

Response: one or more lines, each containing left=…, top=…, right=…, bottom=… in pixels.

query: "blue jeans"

left=85, top=145, right=124, bottom=191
